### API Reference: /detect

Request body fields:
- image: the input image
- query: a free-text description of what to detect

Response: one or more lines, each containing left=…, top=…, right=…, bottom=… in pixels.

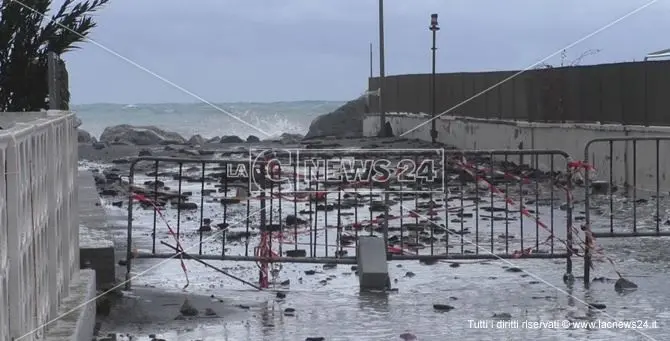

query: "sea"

left=72, top=101, right=345, bottom=140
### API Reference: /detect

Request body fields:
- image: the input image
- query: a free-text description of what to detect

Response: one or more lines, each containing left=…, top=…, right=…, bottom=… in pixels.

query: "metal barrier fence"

left=584, top=136, right=670, bottom=238
left=582, top=136, right=670, bottom=284
left=0, top=111, right=78, bottom=341
left=124, top=149, right=575, bottom=287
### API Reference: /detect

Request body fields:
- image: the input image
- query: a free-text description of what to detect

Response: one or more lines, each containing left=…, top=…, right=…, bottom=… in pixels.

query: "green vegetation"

left=0, top=0, right=109, bottom=111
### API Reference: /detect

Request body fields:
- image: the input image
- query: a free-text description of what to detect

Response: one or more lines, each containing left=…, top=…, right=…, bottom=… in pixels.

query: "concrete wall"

left=0, top=111, right=81, bottom=340
left=364, top=113, right=670, bottom=192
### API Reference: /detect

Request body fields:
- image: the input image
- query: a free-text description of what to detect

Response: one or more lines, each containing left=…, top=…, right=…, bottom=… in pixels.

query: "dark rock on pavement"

left=286, top=214, right=306, bottom=225
left=505, top=267, right=523, bottom=273
left=179, top=298, right=198, bottom=316
left=588, top=303, right=607, bottom=310
left=615, top=277, right=638, bottom=292
left=286, top=249, right=306, bottom=257
left=433, top=304, right=455, bottom=311
left=492, top=312, right=512, bottom=320
left=399, top=332, right=417, bottom=340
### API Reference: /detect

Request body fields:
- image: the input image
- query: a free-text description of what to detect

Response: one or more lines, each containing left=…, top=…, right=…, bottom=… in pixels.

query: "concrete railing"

left=0, top=111, right=79, bottom=340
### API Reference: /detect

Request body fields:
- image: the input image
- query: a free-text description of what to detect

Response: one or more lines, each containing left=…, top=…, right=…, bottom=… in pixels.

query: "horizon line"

left=70, top=99, right=349, bottom=106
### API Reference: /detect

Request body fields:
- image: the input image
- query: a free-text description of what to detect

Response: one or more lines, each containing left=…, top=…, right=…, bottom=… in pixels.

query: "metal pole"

left=378, top=0, right=386, bottom=137
left=431, top=31, right=437, bottom=143
left=429, top=14, right=439, bottom=144
left=369, top=42, right=373, bottom=78
left=47, top=52, right=60, bottom=110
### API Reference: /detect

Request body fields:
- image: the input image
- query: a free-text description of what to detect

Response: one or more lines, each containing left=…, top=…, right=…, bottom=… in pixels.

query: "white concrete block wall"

left=1, top=111, right=78, bottom=340
left=0, top=137, right=9, bottom=341
left=364, top=113, right=670, bottom=192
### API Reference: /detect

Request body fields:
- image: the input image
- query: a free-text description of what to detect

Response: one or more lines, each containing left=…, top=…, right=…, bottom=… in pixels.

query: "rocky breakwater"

left=77, top=123, right=306, bottom=163
left=304, top=96, right=369, bottom=140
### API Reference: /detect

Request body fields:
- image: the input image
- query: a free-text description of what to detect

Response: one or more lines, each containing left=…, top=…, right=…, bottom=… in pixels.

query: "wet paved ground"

left=82, top=140, right=670, bottom=341
left=98, top=249, right=667, bottom=341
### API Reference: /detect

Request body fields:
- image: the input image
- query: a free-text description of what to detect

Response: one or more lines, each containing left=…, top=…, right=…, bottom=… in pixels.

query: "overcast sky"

left=51, top=0, right=668, bottom=104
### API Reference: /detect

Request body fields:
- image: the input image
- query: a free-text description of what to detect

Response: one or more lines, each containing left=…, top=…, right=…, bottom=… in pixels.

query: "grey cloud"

left=44, top=0, right=670, bottom=103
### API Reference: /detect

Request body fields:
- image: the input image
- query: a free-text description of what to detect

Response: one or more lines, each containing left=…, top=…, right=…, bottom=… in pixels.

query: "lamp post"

left=378, top=0, right=387, bottom=137
left=429, top=13, right=439, bottom=144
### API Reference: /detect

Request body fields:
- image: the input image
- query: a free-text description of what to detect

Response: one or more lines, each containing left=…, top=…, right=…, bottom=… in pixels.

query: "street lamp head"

left=430, top=13, right=439, bottom=30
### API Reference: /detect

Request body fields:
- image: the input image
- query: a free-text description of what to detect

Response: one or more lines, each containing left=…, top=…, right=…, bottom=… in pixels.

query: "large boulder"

left=187, top=134, right=206, bottom=146
left=220, top=135, right=244, bottom=143
left=78, top=129, right=96, bottom=143
left=206, top=136, right=221, bottom=143
left=304, top=96, right=368, bottom=139
left=99, top=124, right=186, bottom=145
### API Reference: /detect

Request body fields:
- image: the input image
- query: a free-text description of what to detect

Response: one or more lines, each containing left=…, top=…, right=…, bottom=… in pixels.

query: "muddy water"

left=96, top=164, right=669, bottom=341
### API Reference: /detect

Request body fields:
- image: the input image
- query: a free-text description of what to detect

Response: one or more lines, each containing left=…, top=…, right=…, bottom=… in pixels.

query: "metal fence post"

left=583, top=149, right=592, bottom=287
left=383, top=191, right=390, bottom=260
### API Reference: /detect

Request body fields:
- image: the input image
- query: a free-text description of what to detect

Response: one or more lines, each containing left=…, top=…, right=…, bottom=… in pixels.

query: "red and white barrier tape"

left=457, top=156, right=563, bottom=257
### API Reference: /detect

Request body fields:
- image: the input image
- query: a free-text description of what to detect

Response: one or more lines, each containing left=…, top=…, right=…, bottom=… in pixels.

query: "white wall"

left=1, top=111, right=79, bottom=340
left=365, top=113, right=670, bottom=193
